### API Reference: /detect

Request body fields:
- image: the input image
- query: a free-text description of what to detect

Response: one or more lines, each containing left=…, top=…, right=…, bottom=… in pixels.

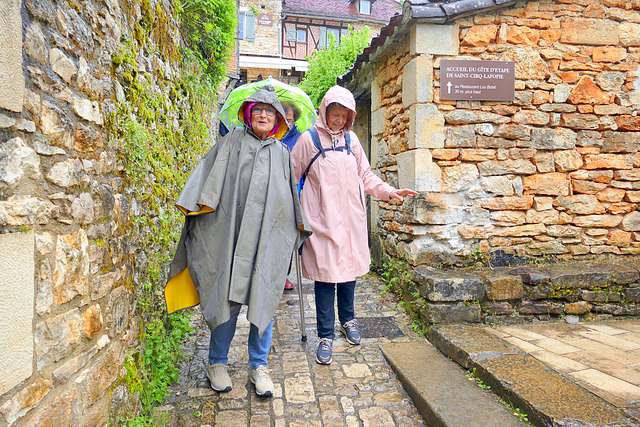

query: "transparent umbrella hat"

left=218, top=77, right=317, bottom=134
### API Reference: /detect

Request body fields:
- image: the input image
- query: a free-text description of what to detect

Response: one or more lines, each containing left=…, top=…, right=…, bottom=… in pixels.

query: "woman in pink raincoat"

left=290, top=86, right=417, bottom=364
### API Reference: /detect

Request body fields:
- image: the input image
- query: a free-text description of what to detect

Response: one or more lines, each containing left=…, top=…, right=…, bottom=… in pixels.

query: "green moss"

left=106, top=1, right=233, bottom=422
left=549, top=286, right=579, bottom=300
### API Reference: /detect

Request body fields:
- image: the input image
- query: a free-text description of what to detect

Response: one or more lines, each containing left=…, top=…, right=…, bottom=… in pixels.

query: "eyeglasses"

left=251, top=105, right=276, bottom=117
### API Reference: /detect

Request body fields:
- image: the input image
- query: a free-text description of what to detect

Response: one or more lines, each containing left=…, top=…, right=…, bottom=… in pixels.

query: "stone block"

left=482, top=301, right=514, bottom=316
left=526, top=128, right=577, bottom=150
left=441, top=163, right=479, bottom=193
left=445, top=125, right=476, bottom=148
left=480, top=273, right=524, bottom=301
left=494, top=224, right=546, bottom=237
left=524, top=284, right=553, bottom=300
left=622, top=211, right=640, bottom=231
left=554, top=150, right=583, bottom=172
left=411, top=23, right=459, bottom=56
left=572, top=214, right=622, bottom=228
left=620, top=22, right=640, bottom=47
left=570, top=169, right=613, bottom=183
left=0, top=231, right=35, bottom=395
left=408, top=103, right=444, bottom=149
left=402, top=56, right=433, bottom=108
left=542, top=264, right=616, bottom=289
left=444, top=110, right=510, bottom=125
left=52, top=346, right=98, bottom=386
left=423, top=302, right=481, bottom=324
left=523, top=173, right=570, bottom=196
left=371, top=77, right=381, bottom=111
left=526, top=240, right=569, bottom=256
left=0, top=378, right=51, bottom=424
left=584, top=154, right=633, bottom=170
left=402, top=193, right=465, bottom=225
left=53, top=230, right=90, bottom=304
left=477, top=159, right=537, bottom=176
left=412, top=267, right=484, bottom=302
left=396, top=149, right=441, bottom=192
left=462, top=25, right=498, bottom=47
left=0, top=0, right=24, bottom=112
left=105, top=286, right=132, bottom=338
left=560, top=17, right=619, bottom=46
left=625, top=288, right=640, bottom=303
left=480, top=195, right=534, bottom=211
left=553, top=195, right=605, bottom=215
left=34, top=309, right=82, bottom=370
left=481, top=176, right=514, bottom=196
left=581, top=290, right=621, bottom=303
left=0, top=137, right=41, bottom=187
left=371, top=107, right=384, bottom=136
left=518, top=301, right=563, bottom=315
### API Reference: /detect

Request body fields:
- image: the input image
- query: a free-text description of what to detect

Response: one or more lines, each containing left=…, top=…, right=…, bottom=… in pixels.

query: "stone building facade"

left=342, top=0, right=640, bottom=267
left=0, top=0, right=212, bottom=425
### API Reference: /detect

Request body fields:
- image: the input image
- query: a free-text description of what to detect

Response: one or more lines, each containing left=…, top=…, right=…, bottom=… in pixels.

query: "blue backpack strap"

left=308, top=127, right=326, bottom=158
left=345, top=131, right=351, bottom=155
left=298, top=127, right=323, bottom=197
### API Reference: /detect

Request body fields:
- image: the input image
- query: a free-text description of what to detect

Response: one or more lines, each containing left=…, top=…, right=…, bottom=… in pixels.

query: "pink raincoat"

left=291, top=86, right=395, bottom=283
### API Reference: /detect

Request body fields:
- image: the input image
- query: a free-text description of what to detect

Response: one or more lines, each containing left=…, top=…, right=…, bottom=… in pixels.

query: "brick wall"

left=363, top=0, right=640, bottom=266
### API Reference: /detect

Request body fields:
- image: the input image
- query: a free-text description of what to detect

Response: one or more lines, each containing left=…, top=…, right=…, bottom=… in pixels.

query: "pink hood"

left=317, top=85, right=357, bottom=135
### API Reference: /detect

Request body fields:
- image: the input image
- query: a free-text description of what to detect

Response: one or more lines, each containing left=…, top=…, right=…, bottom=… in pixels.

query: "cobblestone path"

left=155, top=268, right=427, bottom=426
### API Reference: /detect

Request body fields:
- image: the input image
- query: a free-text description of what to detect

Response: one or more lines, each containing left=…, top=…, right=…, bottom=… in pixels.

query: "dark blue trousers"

left=314, top=280, right=356, bottom=339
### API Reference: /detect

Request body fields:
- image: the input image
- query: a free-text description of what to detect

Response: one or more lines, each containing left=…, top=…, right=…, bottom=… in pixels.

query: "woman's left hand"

left=389, top=188, right=418, bottom=203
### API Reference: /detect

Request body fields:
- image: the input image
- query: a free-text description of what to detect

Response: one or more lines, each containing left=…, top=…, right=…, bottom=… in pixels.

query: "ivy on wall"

left=107, top=0, right=236, bottom=423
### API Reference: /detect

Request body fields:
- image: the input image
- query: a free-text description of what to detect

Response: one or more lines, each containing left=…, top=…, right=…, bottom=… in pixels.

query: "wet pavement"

left=155, top=268, right=427, bottom=426
left=154, top=264, right=640, bottom=426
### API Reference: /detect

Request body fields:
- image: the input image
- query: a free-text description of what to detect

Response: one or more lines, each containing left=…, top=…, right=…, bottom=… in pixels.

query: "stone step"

left=379, top=341, right=528, bottom=427
left=428, top=325, right=636, bottom=427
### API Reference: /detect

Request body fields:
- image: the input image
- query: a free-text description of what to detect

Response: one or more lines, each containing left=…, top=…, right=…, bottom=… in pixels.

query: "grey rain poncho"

left=165, top=85, right=311, bottom=336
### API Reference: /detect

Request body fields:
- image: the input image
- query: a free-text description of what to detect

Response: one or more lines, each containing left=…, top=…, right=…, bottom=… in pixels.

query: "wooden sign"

left=257, top=13, right=273, bottom=26
left=440, top=59, right=515, bottom=101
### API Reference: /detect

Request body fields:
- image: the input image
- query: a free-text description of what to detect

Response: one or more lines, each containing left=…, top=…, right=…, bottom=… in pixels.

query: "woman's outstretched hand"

left=389, top=188, right=418, bottom=203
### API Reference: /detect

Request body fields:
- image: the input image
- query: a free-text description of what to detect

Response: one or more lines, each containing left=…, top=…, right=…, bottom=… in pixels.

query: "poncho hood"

left=239, top=84, right=290, bottom=140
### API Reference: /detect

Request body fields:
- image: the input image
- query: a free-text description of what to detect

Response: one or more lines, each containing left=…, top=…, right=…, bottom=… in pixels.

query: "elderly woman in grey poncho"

left=165, top=85, right=310, bottom=397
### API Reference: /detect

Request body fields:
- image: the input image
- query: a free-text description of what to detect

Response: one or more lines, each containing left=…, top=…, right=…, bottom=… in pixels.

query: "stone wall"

left=398, top=261, right=640, bottom=326
left=0, top=0, right=211, bottom=425
left=364, top=0, right=640, bottom=267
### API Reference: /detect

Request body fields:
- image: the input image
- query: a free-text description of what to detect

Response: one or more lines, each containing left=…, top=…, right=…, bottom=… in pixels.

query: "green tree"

left=298, top=25, right=371, bottom=107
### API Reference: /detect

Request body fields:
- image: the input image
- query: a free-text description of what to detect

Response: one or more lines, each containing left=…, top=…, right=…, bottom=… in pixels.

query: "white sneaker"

left=250, top=365, right=274, bottom=397
left=207, top=363, right=232, bottom=392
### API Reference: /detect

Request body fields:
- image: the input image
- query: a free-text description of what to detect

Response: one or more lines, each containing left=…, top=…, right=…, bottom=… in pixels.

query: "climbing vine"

left=107, top=0, right=236, bottom=424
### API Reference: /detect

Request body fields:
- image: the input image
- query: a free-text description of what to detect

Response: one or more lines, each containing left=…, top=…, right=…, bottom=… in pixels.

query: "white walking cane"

left=295, top=251, right=307, bottom=341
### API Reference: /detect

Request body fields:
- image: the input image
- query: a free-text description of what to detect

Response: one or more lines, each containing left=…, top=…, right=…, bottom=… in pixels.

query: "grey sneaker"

left=315, top=337, right=333, bottom=365
left=207, top=363, right=232, bottom=392
left=250, top=365, right=274, bottom=397
left=339, top=319, right=362, bottom=345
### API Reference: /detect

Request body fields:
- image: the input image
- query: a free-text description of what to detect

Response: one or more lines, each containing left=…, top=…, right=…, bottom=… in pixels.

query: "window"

left=328, top=28, right=340, bottom=43
left=360, top=0, right=371, bottom=14
left=238, top=12, right=245, bottom=39
left=297, top=28, right=306, bottom=43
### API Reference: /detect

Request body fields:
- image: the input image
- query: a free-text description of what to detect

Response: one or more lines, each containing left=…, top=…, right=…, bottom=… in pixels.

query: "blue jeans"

left=208, top=303, right=273, bottom=369
left=314, top=281, right=356, bottom=339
